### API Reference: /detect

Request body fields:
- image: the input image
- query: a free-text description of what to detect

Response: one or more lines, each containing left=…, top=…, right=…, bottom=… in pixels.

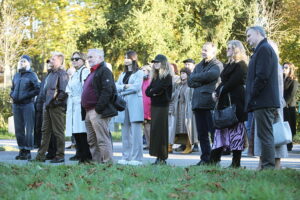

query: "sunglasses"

left=71, top=57, right=81, bottom=61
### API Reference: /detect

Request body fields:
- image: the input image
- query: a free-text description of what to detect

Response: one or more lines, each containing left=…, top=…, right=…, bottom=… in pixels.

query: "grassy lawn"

left=0, top=163, right=299, bottom=200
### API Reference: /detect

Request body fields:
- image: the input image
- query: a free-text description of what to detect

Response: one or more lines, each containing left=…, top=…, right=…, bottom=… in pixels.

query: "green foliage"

left=0, top=163, right=300, bottom=199
left=0, top=88, right=12, bottom=133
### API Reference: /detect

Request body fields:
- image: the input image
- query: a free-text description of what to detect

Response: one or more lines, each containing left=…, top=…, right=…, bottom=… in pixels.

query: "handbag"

left=212, top=89, right=238, bottom=129
left=273, top=121, right=292, bottom=146
left=113, top=94, right=126, bottom=111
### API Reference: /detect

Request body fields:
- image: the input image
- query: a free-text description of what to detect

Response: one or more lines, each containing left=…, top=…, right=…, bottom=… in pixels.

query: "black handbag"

left=113, top=94, right=126, bottom=111
left=212, top=89, right=238, bottom=129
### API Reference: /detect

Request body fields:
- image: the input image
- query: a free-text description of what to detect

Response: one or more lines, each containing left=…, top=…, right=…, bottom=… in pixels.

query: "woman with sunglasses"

left=283, top=62, right=298, bottom=151
left=146, top=54, right=172, bottom=165
left=66, top=52, right=92, bottom=163
left=115, top=51, right=144, bottom=166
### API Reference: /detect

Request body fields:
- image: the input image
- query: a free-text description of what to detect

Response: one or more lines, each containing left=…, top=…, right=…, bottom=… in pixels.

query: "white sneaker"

left=128, top=160, right=143, bottom=166
left=117, top=159, right=128, bottom=165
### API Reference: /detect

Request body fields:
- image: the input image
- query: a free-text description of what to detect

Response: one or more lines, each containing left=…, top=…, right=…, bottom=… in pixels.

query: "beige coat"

left=169, top=81, right=198, bottom=144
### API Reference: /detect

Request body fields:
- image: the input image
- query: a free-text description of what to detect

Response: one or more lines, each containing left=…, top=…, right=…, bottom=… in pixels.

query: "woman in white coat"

left=66, top=52, right=92, bottom=163
left=115, top=51, right=144, bottom=166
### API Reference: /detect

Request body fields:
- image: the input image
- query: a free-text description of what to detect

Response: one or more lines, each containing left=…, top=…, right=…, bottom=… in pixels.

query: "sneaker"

left=128, top=160, right=143, bottom=166
left=117, top=159, right=128, bottom=165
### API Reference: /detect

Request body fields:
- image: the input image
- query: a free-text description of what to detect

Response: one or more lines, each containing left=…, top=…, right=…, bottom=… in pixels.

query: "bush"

left=0, top=88, right=12, bottom=134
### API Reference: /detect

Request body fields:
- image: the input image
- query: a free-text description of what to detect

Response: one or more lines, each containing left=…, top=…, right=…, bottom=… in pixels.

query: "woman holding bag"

left=115, top=51, right=144, bottom=166
left=210, top=40, right=248, bottom=168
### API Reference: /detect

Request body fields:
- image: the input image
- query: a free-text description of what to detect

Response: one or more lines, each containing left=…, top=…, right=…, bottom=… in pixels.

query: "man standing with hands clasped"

left=245, top=26, right=280, bottom=170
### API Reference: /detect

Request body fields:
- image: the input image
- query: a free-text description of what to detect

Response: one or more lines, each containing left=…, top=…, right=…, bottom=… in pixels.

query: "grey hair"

left=88, top=49, right=105, bottom=58
left=246, top=26, right=266, bottom=38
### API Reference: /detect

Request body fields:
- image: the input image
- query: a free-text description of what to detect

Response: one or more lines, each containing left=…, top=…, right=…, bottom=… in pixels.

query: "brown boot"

left=168, top=144, right=173, bottom=153
left=182, top=140, right=192, bottom=154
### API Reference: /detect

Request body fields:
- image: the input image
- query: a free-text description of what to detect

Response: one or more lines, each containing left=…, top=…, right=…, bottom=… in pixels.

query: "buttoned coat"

left=245, top=38, right=280, bottom=112
left=66, top=66, right=90, bottom=136
left=115, top=70, right=144, bottom=123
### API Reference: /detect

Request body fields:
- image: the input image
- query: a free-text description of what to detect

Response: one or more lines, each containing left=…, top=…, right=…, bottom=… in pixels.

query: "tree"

left=0, top=0, right=27, bottom=87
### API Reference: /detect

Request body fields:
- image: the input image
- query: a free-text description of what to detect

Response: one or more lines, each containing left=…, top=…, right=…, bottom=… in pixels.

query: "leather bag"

left=212, top=89, right=238, bottom=129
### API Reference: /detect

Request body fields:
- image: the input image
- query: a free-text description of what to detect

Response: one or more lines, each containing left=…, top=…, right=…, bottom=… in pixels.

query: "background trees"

left=0, top=0, right=299, bottom=78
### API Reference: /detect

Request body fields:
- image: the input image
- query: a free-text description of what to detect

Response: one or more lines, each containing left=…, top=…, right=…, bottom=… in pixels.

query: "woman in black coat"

left=210, top=40, right=248, bottom=168
left=283, top=62, right=298, bottom=151
left=146, top=54, right=172, bottom=165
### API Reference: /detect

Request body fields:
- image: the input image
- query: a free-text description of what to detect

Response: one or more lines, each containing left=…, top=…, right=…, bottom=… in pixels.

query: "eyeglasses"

left=71, top=58, right=81, bottom=61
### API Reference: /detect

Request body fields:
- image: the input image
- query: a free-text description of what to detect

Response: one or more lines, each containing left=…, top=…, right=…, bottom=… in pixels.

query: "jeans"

left=13, top=103, right=35, bottom=150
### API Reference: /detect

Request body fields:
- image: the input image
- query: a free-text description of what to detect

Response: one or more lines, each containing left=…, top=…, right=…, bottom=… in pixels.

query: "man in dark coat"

left=188, top=42, right=223, bottom=165
left=245, top=26, right=280, bottom=169
left=32, top=52, right=69, bottom=163
left=81, top=49, right=117, bottom=163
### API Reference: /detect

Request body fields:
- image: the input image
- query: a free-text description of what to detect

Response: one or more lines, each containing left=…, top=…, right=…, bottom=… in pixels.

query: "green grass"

left=0, top=163, right=299, bottom=200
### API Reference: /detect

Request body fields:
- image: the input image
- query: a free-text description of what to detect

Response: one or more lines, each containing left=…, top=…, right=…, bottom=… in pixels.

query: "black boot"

left=19, top=149, right=31, bottom=160
left=209, top=148, right=222, bottom=166
left=230, top=150, right=242, bottom=168
left=15, top=149, right=24, bottom=160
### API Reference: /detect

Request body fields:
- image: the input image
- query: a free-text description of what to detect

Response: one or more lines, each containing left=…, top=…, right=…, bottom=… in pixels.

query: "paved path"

left=1, top=139, right=300, bottom=170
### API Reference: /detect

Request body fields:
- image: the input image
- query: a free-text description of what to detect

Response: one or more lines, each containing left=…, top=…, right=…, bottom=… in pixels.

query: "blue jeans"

left=194, top=109, right=215, bottom=162
left=12, top=103, right=35, bottom=150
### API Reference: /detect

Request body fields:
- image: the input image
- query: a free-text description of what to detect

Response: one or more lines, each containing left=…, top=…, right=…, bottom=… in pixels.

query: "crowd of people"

left=10, top=26, right=298, bottom=169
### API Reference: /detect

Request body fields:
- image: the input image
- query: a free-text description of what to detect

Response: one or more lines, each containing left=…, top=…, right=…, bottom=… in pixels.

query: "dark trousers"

left=34, top=110, right=43, bottom=148
left=73, top=133, right=92, bottom=162
left=194, top=109, right=215, bottom=162
left=284, top=107, right=296, bottom=150
left=37, top=106, right=66, bottom=159
left=12, top=103, right=35, bottom=150
left=47, top=134, right=57, bottom=157
left=254, top=108, right=277, bottom=169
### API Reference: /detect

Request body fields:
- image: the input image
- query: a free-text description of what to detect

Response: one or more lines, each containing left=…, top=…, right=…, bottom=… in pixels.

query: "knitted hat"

left=20, top=55, right=31, bottom=63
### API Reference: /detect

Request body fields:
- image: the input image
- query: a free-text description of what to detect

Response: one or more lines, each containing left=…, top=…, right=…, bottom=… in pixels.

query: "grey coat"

left=188, top=58, right=223, bottom=110
left=115, top=70, right=144, bottom=123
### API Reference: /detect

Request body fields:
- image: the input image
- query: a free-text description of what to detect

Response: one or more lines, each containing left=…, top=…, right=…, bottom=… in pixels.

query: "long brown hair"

left=124, top=50, right=139, bottom=73
left=283, top=62, right=297, bottom=80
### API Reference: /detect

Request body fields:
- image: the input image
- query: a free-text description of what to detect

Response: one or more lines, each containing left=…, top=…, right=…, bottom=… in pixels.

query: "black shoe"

left=78, top=159, right=93, bottom=165
left=192, top=144, right=199, bottom=152
left=45, top=153, right=56, bottom=160
left=143, top=146, right=149, bottom=150
left=50, top=157, right=65, bottom=163
left=65, top=144, right=76, bottom=149
left=195, top=160, right=209, bottom=166
left=19, top=150, right=31, bottom=160
left=29, top=157, right=46, bottom=162
left=175, top=145, right=186, bottom=152
left=15, top=150, right=24, bottom=160
left=69, top=155, right=80, bottom=161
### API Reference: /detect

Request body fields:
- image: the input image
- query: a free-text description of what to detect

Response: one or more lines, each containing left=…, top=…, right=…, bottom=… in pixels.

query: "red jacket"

left=142, top=78, right=151, bottom=120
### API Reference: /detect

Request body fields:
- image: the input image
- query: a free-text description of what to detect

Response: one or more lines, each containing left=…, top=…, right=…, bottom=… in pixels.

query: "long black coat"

left=245, top=38, right=280, bottom=112
left=215, top=61, right=248, bottom=122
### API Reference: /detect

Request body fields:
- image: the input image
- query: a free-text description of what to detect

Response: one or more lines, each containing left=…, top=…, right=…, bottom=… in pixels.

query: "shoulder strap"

left=79, top=66, right=87, bottom=83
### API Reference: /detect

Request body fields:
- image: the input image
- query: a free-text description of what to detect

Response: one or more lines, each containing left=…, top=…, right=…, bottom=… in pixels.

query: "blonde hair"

left=284, top=63, right=297, bottom=80
left=151, top=61, right=171, bottom=80
left=51, top=51, right=65, bottom=68
left=227, top=40, right=248, bottom=64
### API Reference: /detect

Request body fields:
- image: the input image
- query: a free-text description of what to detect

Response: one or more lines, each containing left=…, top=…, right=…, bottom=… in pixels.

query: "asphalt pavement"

left=0, top=139, right=300, bottom=170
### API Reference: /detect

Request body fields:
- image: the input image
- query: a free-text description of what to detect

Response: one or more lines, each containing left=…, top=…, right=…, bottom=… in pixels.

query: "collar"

left=254, top=38, right=267, bottom=52
left=90, top=64, right=101, bottom=72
